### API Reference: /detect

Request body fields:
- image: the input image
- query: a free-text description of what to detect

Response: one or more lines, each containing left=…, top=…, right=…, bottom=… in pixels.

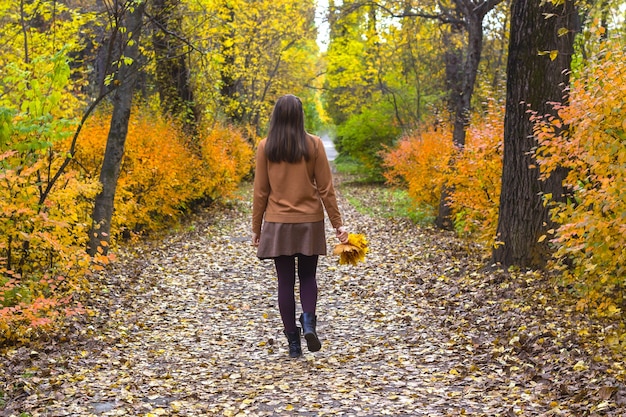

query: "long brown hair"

left=265, top=94, right=310, bottom=163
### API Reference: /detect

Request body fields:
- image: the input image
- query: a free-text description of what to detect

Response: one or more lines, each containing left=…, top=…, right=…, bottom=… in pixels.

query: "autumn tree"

left=192, top=0, right=319, bottom=132
left=325, top=0, right=445, bottom=127
left=493, top=0, right=578, bottom=267
left=325, top=1, right=507, bottom=189
left=324, top=1, right=450, bottom=177
left=324, top=0, right=371, bottom=125
left=89, top=0, right=147, bottom=256
left=0, top=0, right=104, bottom=341
left=378, top=0, right=506, bottom=228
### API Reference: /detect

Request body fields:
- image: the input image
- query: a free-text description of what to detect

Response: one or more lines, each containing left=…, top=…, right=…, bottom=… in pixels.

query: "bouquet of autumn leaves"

left=333, top=233, right=368, bottom=265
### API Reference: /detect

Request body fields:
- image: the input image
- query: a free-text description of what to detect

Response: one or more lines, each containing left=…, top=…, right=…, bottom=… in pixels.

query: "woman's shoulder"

left=306, top=134, right=322, bottom=148
left=305, top=134, right=322, bottom=155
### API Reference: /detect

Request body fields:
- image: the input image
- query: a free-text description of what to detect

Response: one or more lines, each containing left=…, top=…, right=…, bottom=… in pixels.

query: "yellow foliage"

left=187, top=0, right=318, bottom=129
left=0, top=144, right=98, bottom=345
left=0, top=2, right=92, bottom=118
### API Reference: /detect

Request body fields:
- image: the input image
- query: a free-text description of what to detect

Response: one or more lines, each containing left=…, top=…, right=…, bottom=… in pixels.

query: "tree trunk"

left=152, top=0, right=198, bottom=136
left=493, top=0, right=577, bottom=268
left=436, top=8, right=490, bottom=229
left=89, top=1, right=146, bottom=256
left=219, top=3, right=241, bottom=124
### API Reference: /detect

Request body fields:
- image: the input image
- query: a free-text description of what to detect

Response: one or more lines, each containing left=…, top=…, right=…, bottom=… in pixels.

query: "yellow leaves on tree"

left=188, top=0, right=318, bottom=130
left=533, top=38, right=626, bottom=313
left=0, top=2, right=92, bottom=118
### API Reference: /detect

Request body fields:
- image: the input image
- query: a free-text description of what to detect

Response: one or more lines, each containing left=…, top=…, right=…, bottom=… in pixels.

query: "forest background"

left=0, top=0, right=624, bottom=351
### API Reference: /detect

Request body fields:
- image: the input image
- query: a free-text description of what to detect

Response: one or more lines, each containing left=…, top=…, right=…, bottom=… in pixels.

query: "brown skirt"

left=257, top=221, right=327, bottom=259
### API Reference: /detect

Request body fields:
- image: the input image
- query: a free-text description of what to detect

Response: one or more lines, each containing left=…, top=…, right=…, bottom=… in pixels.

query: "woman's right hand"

left=336, top=226, right=348, bottom=244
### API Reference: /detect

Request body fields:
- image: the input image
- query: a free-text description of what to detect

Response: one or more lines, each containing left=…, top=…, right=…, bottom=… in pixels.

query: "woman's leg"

left=274, top=255, right=297, bottom=332
left=297, top=254, right=318, bottom=313
left=297, top=254, right=321, bottom=352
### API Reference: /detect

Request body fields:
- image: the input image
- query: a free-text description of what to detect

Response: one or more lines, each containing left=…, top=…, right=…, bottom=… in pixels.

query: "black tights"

left=274, top=254, right=318, bottom=332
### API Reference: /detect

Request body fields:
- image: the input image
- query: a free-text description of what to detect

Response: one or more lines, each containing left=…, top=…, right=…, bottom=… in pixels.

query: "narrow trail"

left=2, top=180, right=625, bottom=416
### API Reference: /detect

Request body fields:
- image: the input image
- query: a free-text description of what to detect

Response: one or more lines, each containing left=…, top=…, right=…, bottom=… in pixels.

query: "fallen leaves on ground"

left=1, top=180, right=625, bottom=416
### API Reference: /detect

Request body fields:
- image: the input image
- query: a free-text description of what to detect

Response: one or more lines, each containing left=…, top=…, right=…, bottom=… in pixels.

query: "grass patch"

left=333, top=154, right=363, bottom=176
left=332, top=154, right=384, bottom=183
left=386, top=188, right=436, bottom=224
left=340, top=183, right=435, bottom=225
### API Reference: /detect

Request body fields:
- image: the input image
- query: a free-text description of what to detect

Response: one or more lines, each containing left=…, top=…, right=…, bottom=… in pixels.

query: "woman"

left=252, top=94, right=348, bottom=358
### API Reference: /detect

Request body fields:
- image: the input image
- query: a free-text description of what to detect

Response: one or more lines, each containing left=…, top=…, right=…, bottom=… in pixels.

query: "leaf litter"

left=1, top=180, right=625, bottom=416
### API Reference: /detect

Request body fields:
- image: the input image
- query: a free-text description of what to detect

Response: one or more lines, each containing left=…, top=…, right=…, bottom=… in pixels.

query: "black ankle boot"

left=284, top=328, right=302, bottom=358
left=299, top=313, right=321, bottom=352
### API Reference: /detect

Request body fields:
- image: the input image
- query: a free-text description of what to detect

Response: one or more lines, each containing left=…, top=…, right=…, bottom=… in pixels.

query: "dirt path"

left=2, top=182, right=625, bottom=416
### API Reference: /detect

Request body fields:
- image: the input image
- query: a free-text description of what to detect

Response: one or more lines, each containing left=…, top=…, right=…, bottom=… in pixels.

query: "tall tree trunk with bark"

left=435, top=0, right=503, bottom=229
left=435, top=29, right=463, bottom=229
left=152, top=0, right=198, bottom=135
left=493, top=0, right=577, bottom=268
left=89, top=0, right=146, bottom=256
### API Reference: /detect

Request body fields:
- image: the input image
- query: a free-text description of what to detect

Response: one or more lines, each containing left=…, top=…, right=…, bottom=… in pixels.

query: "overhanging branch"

left=341, top=1, right=466, bottom=26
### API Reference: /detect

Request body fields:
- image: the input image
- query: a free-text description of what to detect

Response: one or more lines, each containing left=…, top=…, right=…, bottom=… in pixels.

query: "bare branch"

left=38, top=87, right=117, bottom=206
left=144, top=11, right=205, bottom=54
left=340, top=1, right=466, bottom=26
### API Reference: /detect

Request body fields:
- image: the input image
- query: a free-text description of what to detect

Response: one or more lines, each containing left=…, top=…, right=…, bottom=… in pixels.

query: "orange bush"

left=382, top=110, right=503, bottom=247
left=382, top=126, right=454, bottom=214
left=534, top=38, right=626, bottom=314
left=447, top=104, right=503, bottom=246
left=73, top=111, right=254, bottom=237
left=197, top=123, right=255, bottom=201
left=74, top=111, right=200, bottom=235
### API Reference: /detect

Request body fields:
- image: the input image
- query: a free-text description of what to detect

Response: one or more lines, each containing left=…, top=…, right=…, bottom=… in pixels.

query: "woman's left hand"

left=336, top=226, right=349, bottom=244
left=252, top=233, right=260, bottom=247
